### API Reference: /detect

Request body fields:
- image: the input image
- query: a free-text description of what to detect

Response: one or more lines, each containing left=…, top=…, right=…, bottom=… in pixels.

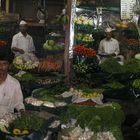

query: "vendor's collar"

left=106, top=37, right=113, bottom=41
left=19, top=32, right=29, bottom=38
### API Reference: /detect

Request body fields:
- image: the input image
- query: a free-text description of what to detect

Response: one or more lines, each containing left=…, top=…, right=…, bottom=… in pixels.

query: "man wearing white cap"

left=11, top=20, right=35, bottom=56
left=98, top=27, right=124, bottom=64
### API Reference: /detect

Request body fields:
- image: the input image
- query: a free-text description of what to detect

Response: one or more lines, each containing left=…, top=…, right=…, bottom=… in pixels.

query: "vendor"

left=98, top=27, right=124, bottom=64
left=0, top=50, right=25, bottom=118
left=11, top=20, right=35, bottom=57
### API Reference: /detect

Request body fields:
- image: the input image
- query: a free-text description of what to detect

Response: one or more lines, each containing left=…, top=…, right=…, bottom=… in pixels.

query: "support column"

left=64, top=0, right=72, bottom=84
left=6, top=0, right=9, bottom=13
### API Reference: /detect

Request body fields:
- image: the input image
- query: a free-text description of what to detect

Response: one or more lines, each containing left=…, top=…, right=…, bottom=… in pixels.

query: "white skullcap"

left=19, top=20, right=27, bottom=25
left=105, top=27, right=115, bottom=33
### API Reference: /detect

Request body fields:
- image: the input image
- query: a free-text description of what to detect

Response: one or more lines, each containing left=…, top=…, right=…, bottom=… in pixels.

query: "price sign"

left=121, top=0, right=136, bottom=20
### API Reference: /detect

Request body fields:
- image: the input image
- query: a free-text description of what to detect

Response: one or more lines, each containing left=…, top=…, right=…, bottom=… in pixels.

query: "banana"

left=13, top=128, right=21, bottom=135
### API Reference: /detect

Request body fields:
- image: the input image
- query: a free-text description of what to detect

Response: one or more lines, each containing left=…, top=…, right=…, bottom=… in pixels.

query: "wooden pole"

left=6, top=0, right=10, bottom=13
left=0, top=0, right=1, bottom=12
left=64, top=0, right=72, bottom=84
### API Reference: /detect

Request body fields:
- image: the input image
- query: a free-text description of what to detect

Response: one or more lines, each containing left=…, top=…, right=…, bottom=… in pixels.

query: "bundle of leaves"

left=132, top=79, right=140, bottom=89
left=14, top=72, right=35, bottom=82
left=32, top=88, right=58, bottom=102
left=32, top=83, right=69, bottom=96
left=77, top=85, right=104, bottom=93
left=102, top=81, right=125, bottom=90
left=60, top=102, right=125, bottom=131
left=76, top=105, right=125, bottom=132
left=50, top=83, right=69, bottom=95
left=60, top=103, right=124, bottom=140
left=123, top=58, right=140, bottom=74
left=8, top=113, right=45, bottom=132
left=73, top=63, right=89, bottom=74
left=99, top=58, right=125, bottom=74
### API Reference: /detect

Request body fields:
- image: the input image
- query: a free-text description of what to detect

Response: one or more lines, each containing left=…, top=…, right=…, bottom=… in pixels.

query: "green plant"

left=60, top=103, right=125, bottom=132
left=124, top=59, right=140, bottom=73
left=99, top=58, right=125, bottom=74
left=73, top=63, right=89, bottom=74
left=15, top=72, right=35, bottom=81
left=103, top=81, right=125, bottom=90
left=8, top=113, right=45, bottom=131
left=132, top=79, right=140, bottom=89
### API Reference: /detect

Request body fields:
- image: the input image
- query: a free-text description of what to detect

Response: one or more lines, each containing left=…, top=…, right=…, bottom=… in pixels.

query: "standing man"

left=98, top=27, right=124, bottom=64
left=11, top=20, right=35, bottom=56
left=0, top=50, right=25, bottom=118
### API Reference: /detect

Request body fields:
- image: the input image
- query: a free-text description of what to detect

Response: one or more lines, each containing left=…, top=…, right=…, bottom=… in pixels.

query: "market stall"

left=0, top=0, right=140, bottom=140
left=69, top=0, right=140, bottom=139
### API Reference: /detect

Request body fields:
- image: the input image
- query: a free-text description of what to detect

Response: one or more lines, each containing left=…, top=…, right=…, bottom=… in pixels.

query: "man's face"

left=19, top=25, right=27, bottom=34
left=106, top=32, right=112, bottom=40
left=0, top=60, right=10, bottom=74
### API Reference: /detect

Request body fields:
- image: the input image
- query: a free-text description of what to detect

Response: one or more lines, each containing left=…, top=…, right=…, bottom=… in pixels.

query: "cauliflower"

left=88, top=19, right=94, bottom=26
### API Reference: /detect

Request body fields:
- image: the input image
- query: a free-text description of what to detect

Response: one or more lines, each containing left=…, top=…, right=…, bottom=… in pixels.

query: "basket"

left=74, top=99, right=97, bottom=106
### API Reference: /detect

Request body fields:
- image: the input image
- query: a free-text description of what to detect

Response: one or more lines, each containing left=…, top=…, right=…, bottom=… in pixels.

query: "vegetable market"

left=0, top=0, right=140, bottom=140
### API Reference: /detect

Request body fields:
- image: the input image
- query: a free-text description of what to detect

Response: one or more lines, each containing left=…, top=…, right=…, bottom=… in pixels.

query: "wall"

left=12, top=0, right=65, bottom=22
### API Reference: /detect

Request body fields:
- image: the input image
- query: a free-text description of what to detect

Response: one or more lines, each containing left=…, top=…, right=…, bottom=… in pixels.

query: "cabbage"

left=135, top=53, right=140, bottom=60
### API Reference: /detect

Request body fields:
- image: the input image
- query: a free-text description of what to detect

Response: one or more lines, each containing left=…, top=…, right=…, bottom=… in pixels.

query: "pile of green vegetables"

left=32, top=84, right=69, bottom=102
left=8, top=113, right=45, bottom=131
left=102, top=81, right=125, bottom=90
left=32, top=83, right=69, bottom=96
left=60, top=102, right=125, bottom=140
left=100, top=58, right=140, bottom=75
left=0, top=27, right=10, bottom=33
left=123, top=59, right=140, bottom=73
left=76, top=85, right=104, bottom=93
left=75, top=24, right=95, bottom=34
left=99, top=58, right=125, bottom=74
left=132, top=79, right=140, bottom=89
left=32, top=88, right=58, bottom=102
left=73, top=63, right=89, bottom=74
left=14, top=72, right=35, bottom=82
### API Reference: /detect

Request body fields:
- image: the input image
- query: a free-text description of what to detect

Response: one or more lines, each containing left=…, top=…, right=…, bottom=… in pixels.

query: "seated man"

left=0, top=50, right=25, bottom=118
left=11, top=20, right=35, bottom=57
left=98, top=27, right=124, bottom=64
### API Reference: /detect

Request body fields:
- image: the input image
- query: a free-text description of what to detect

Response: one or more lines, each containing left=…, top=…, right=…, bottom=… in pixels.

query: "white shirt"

left=0, top=74, right=25, bottom=118
left=11, top=32, right=35, bottom=56
left=98, top=38, right=120, bottom=55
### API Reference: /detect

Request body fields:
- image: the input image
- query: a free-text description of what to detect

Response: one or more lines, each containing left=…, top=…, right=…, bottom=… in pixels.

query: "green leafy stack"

left=60, top=103, right=125, bottom=140
left=123, top=59, right=140, bottom=73
left=8, top=113, right=45, bottom=131
left=132, top=79, right=140, bottom=89
left=102, top=81, right=125, bottom=90
left=14, top=72, right=35, bottom=82
left=99, top=58, right=125, bottom=74
left=32, top=88, right=58, bottom=102
left=43, top=40, right=64, bottom=51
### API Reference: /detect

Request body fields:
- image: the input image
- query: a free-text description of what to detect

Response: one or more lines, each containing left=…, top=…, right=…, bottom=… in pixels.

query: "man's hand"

left=108, top=53, right=116, bottom=57
left=18, top=49, right=24, bottom=54
left=19, top=109, right=25, bottom=114
left=12, top=47, right=24, bottom=54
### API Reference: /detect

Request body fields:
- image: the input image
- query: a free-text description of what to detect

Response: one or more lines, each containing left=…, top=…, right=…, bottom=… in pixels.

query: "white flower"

left=76, top=20, right=83, bottom=25
left=83, top=20, right=89, bottom=25
left=97, top=131, right=116, bottom=140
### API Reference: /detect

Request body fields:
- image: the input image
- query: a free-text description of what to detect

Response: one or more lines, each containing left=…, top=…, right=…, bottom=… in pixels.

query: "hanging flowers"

left=73, top=44, right=96, bottom=57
